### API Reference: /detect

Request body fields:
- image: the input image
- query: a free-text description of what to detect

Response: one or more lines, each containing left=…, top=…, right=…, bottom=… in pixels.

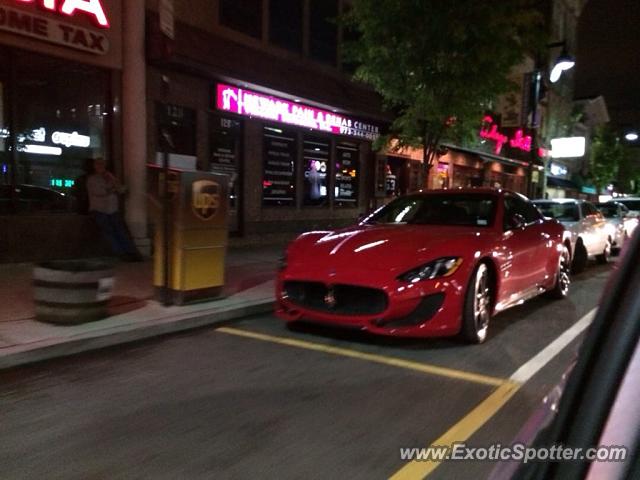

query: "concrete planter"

left=33, top=259, right=115, bottom=325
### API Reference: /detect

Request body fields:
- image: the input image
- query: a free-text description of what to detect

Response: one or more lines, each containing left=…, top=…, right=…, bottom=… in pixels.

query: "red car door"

left=499, top=195, right=548, bottom=302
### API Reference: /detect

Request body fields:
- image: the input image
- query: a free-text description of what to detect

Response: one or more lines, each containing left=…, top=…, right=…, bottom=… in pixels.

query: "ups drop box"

left=148, top=166, right=229, bottom=305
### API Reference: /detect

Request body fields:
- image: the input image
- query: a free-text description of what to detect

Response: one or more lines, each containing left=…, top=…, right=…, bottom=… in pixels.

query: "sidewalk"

left=0, top=245, right=283, bottom=370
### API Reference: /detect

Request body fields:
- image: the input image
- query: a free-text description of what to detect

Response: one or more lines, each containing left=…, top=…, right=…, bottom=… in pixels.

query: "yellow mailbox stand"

left=149, top=166, right=229, bottom=305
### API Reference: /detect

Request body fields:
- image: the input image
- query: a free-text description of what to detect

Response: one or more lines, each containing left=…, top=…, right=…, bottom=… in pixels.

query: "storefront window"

left=303, top=136, right=329, bottom=207
left=263, top=126, right=296, bottom=206
left=334, top=142, right=358, bottom=207
left=155, top=103, right=197, bottom=170
left=453, top=165, right=484, bottom=189
left=210, top=114, right=241, bottom=209
left=7, top=51, right=110, bottom=214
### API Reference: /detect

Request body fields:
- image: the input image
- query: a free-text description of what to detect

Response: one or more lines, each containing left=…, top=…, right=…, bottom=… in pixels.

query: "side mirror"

left=507, top=213, right=526, bottom=230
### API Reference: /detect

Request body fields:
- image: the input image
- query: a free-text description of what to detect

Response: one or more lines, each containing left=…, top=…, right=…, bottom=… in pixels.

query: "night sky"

left=575, top=0, right=640, bottom=131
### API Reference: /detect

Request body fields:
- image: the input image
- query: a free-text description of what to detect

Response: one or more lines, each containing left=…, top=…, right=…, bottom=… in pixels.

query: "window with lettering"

left=5, top=50, right=109, bottom=214
left=263, top=126, right=296, bottom=206
left=156, top=103, right=197, bottom=170
left=210, top=114, right=241, bottom=209
left=302, top=136, right=329, bottom=207
left=335, top=142, right=359, bottom=207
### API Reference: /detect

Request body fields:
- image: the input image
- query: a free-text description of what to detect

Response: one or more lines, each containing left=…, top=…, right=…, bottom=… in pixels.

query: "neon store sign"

left=479, top=116, right=532, bottom=155
left=14, top=0, right=110, bottom=27
left=216, top=83, right=381, bottom=141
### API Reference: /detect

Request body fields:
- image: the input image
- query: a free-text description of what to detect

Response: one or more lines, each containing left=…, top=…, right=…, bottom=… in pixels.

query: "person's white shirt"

left=86, top=173, right=119, bottom=214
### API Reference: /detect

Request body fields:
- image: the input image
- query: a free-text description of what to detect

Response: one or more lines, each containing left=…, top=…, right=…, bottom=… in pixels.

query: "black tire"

left=544, top=245, right=571, bottom=299
left=596, top=238, right=611, bottom=264
left=460, top=263, right=492, bottom=344
left=613, top=231, right=629, bottom=255
left=572, top=240, right=588, bottom=274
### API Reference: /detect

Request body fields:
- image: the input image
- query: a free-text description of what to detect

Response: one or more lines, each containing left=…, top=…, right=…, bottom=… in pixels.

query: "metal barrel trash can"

left=33, top=259, right=115, bottom=324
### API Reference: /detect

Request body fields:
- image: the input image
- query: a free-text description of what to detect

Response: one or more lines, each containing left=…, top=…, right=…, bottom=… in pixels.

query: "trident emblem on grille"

left=324, top=287, right=337, bottom=308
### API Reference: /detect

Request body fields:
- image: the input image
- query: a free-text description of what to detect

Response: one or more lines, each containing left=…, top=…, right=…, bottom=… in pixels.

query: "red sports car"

left=276, top=189, right=571, bottom=343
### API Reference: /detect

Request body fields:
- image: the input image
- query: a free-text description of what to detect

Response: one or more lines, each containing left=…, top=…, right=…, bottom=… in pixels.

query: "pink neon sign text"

left=216, top=83, right=380, bottom=141
left=479, top=116, right=532, bottom=154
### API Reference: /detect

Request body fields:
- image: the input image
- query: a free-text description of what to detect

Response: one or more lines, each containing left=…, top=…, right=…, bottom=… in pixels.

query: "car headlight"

left=397, top=257, right=463, bottom=283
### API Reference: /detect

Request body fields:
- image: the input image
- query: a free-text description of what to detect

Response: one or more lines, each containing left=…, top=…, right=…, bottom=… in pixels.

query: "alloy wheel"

left=558, top=247, right=571, bottom=296
left=473, top=264, right=491, bottom=342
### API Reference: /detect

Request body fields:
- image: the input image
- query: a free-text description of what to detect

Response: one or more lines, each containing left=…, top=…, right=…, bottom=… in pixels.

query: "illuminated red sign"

left=479, top=116, right=532, bottom=155
left=0, top=4, right=109, bottom=53
left=15, top=0, right=109, bottom=28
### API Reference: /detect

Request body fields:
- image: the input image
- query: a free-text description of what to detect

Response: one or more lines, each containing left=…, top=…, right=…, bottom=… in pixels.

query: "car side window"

left=583, top=202, right=600, bottom=218
left=577, top=203, right=586, bottom=219
left=521, top=199, right=543, bottom=223
left=503, top=195, right=539, bottom=230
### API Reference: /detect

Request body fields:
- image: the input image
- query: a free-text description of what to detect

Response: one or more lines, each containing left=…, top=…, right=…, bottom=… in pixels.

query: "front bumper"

left=275, top=269, right=468, bottom=338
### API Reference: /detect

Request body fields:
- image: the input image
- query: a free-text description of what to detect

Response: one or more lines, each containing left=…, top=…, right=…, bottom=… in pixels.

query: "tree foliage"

left=589, top=126, right=626, bottom=193
left=618, top=153, right=640, bottom=194
left=343, top=0, right=543, bottom=170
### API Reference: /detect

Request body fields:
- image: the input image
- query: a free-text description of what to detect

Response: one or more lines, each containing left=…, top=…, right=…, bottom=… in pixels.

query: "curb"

left=0, top=299, right=274, bottom=371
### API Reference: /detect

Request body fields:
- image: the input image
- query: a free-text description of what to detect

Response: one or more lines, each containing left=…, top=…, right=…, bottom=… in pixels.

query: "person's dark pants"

left=92, top=211, right=138, bottom=256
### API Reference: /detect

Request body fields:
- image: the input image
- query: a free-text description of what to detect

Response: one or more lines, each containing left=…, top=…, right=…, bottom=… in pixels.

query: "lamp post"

left=527, top=69, right=543, bottom=198
left=527, top=42, right=576, bottom=199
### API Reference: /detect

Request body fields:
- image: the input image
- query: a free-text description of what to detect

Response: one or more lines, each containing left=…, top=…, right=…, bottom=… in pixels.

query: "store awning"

left=547, top=176, right=579, bottom=190
left=440, top=144, right=531, bottom=168
left=477, top=155, right=530, bottom=168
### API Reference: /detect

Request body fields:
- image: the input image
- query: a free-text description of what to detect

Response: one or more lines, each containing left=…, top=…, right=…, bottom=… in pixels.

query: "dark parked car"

left=0, top=184, right=75, bottom=214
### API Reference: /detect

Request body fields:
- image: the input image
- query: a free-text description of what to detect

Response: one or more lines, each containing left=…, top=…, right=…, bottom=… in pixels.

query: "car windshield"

left=365, top=194, right=497, bottom=227
left=617, top=199, right=640, bottom=211
left=534, top=202, right=580, bottom=222
left=595, top=204, right=619, bottom=218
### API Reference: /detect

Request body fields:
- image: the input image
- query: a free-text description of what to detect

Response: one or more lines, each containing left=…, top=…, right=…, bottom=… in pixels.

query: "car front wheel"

left=596, top=239, right=611, bottom=264
left=460, top=263, right=492, bottom=344
left=545, top=245, right=571, bottom=299
left=572, top=240, right=588, bottom=274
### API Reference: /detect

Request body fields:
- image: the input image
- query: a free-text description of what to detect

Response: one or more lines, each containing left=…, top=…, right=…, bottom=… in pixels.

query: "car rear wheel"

left=596, top=239, right=611, bottom=264
left=460, top=263, right=492, bottom=344
left=545, top=245, right=571, bottom=299
left=572, top=240, right=588, bottom=274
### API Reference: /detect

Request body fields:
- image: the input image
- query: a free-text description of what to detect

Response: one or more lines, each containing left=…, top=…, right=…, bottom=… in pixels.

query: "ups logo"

left=192, top=180, right=221, bottom=220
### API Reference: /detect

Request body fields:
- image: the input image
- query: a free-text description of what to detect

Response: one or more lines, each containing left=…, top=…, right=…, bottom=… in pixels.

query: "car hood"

left=287, top=224, right=492, bottom=275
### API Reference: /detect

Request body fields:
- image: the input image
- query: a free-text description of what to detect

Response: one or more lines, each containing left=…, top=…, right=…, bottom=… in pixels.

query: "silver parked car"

left=610, top=197, right=640, bottom=218
left=596, top=202, right=639, bottom=254
left=533, top=199, right=610, bottom=273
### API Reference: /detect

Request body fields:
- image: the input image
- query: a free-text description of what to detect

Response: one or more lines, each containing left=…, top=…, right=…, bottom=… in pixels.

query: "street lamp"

left=625, top=132, right=638, bottom=142
left=527, top=42, right=576, bottom=198
left=549, top=48, right=575, bottom=83
left=548, top=41, right=575, bottom=83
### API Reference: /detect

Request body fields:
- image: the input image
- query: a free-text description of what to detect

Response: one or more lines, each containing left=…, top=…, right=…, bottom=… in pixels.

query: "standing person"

left=86, top=157, right=142, bottom=262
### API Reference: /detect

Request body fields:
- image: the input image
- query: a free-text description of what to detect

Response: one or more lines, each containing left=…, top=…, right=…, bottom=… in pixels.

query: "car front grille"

left=283, top=281, right=388, bottom=316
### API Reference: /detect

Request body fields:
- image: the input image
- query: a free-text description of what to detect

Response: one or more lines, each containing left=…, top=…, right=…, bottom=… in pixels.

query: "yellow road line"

left=389, top=381, right=521, bottom=480
left=216, top=327, right=507, bottom=387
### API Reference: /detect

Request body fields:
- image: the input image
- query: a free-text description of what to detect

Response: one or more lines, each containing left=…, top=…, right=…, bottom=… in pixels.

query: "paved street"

left=0, top=262, right=614, bottom=480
